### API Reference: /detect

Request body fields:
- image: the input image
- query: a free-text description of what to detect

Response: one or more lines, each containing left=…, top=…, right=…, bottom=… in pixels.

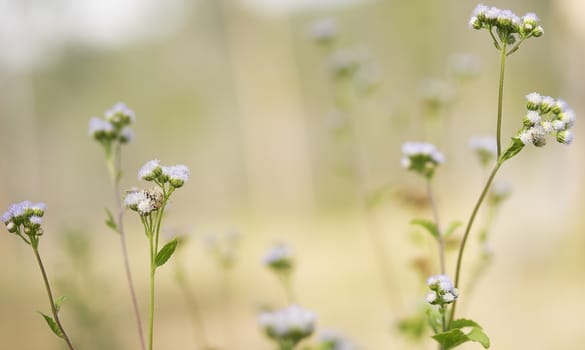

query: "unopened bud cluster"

left=89, top=102, right=135, bottom=144
left=469, top=4, right=543, bottom=42
left=263, top=243, right=294, bottom=273
left=258, top=304, right=316, bottom=347
left=2, top=201, right=47, bottom=239
left=517, top=93, right=576, bottom=147
left=401, top=142, right=445, bottom=179
left=426, top=274, right=459, bottom=306
left=138, top=159, right=190, bottom=189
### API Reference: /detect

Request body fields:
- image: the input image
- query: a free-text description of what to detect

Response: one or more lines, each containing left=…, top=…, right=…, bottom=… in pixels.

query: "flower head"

left=318, top=329, right=359, bottom=350
left=309, top=18, right=338, bottom=46
left=162, top=164, right=190, bottom=188
left=105, top=102, right=135, bottom=127
left=125, top=189, right=163, bottom=216
left=401, top=142, right=445, bottom=179
left=469, top=136, right=497, bottom=167
left=258, top=304, right=316, bottom=346
left=469, top=5, right=543, bottom=52
left=263, top=243, right=294, bottom=272
left=426, top=274, right=459, bottom=306
left=2, top=201, right=47, bottom=237
left=138, top=159, right=162, bottom=181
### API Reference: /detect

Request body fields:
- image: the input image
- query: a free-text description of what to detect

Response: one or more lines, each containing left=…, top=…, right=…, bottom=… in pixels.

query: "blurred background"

left=1, top=0, right=584, bottom=348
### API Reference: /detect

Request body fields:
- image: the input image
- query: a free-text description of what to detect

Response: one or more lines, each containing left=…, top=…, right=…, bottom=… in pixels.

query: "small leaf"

left=411, top=219, right=440, bottom=240
left=444, top=221, right=462, bottom=238
left=54, top=296, right=67, bottom=313
left=499, top=137, right=524, bottom=163
left=155, top=239, right=178, bottom=267
left=468, top=327, right=490, bottom=348
left=450, top=318, right=482, bottom=330
left=104, top=208, right=119, bottom=233
left=366, top=184, right=393, bottom=209
left=39, top=312, right=64, bottom=339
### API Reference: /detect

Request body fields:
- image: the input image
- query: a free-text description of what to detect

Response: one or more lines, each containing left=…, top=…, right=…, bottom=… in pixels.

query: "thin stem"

left=32, top=244, right=76, bottom=350
left=278, top=272, right=296, bottom=304
left=496, top=42, right=508, bottom=158
left=450, top=161, right=502, bottom=322
left=149, top=234, right=156, bottom=350
left=426, top=180, right=445, bottom=275
left=108, top=144, right=147, bottom=350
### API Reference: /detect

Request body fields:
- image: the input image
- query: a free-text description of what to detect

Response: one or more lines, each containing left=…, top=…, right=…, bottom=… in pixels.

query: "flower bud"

left=556, top=130, right=573, bottom=145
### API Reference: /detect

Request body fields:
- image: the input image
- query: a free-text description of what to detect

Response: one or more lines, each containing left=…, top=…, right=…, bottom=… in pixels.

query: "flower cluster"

left=138, top=159, right=190, bottom=189
left=426, top=274, right=460, bottom=306
left=469, top=5, right=543, bottom=40
left=317, top=329, right=359, bottom=350
left=124, top=188, right=164, bottom=216
left=2, top=201, right=47, bottom=238
left=310, top=18, right=338, bottom=46
left=469, top=136, right=497, bottom=167
left=401, top=142, right=445, bottom=179
left=263, top=243, right=294, bottom=273
left=517, top=93, right=576, bottom=147
left=258, top=304, right=317, bottom=347
left=88, top=102, right=135, bottom=144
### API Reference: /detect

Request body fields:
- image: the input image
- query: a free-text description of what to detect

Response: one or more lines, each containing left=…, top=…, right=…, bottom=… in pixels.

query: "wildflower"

left=419, top=79, right=454, bottom=113
left=162, top=165, right=190, bottom=188
left=401, top=142, right=445, bottom=179
left=426, top=274, right=459, bottom=306
left=2, top=201, right=47, bottom=238
left=514, top=93, right=576, bottom=147
left=258, top=304, right=316, bottom=346
left=138, top=159, right=162, bottom=181
left=327, top=49, right=360, bottom=79
left=88, top=117, right=115, bottom=140
left=469, top=4, right=543, bottom=52
left=105, top=102, right=135, bottom=127
left=469, top=136, right=497, bottom=166
left=310, top=18, right=338, bottom=46
left=318, top=329, right=359, bottom=350
left=125, top=189, right=163, bottom=216
left=263, top=243, right=294, bottom=272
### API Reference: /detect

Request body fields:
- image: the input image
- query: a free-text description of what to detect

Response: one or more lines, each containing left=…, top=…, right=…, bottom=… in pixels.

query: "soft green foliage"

left=104, top=208, right=119, bottom=233
left=499, top=137, right=525, bottom=163
left=411, top=219, right=440, bottom=240
left=432, top=318, right=490, bottom=349
left=154, top=239, right=178, bottom=268
left=39, top=311, right=65, bottom=339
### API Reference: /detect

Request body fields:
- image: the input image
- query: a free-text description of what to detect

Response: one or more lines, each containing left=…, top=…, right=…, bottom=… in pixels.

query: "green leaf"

left=432, top=319, right=490, bottom=349
left=39, top=312, right=64, bottom=339
left=444, top=221, right=462, bottom=238
left=432, top=329, right=469, bottom=349
left=449, top=318, right=482, bottom=330
left=54, top=296, right=67, bottom=313
left=104, top=208, right=119, bottom=233
left=155, top=239, right=178, bottom=267
left=411, top=219, right=440, bottom=240
left=468, top=327, right=490, bottom=348
left=499, top=137, right=524, bottom=163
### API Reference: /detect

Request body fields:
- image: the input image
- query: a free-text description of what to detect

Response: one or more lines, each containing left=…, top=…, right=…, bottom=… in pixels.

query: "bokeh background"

left=1, top=0, right=584, bottom=349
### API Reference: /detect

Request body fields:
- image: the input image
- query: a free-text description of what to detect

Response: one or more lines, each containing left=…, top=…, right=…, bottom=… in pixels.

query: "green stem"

left=426, top=180, right=445, bottom=275
left=450, top=161, right=502, bottom=323
left=149, top=234, right=156, bottom=350
left=32, top=243, right=76, bottom=350
left=496, top=42, right=507, bottom=158
left=108, top=145, right=147, bottom=350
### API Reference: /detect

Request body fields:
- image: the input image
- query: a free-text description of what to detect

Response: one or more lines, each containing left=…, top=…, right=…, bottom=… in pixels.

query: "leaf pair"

left=432, top=318, right=490, bottom=349
left=39, top=296, right=68, bottom=339
left=411, top=219, right=462, bottom=241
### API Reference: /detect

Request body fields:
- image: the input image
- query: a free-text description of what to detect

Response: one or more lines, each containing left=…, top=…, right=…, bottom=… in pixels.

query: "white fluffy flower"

left=310, top=18, right=338, bottom=44
left=258, top=304, right=317, bottom=341
left=105, top=102, right=135, bottom=123
left=469, top=136, right=497, bottom=155
left=88, top=117, right=114, bottom=137
left=263, top=244, right=293, bottom=268
left=138, top=159, right=162, bottom=181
